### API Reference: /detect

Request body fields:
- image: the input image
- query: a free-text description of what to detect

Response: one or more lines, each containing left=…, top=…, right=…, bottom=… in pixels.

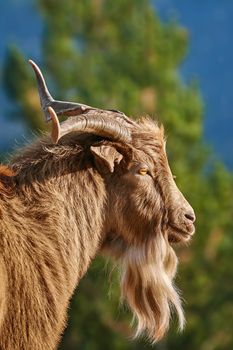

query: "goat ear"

left=90, top=145, right=123, bottom=173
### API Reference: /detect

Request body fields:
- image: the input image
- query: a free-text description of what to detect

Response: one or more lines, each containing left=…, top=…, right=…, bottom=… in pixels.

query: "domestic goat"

left=0, top=61, right=195, bottom=349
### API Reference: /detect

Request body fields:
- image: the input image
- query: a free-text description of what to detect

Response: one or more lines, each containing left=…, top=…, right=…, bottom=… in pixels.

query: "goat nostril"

left=185, top=211, right=196, bottom=223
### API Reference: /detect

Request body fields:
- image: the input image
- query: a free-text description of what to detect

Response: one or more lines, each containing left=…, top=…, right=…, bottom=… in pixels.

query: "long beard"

left=120, top=231, right=184, bottom=343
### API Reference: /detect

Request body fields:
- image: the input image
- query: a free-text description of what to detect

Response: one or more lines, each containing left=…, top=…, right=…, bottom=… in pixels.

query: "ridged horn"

left=29, top=60, right=136, bottom=128
left=48, top=107, right=132, bottom=144
left=29, top=60, right=94, bottom=121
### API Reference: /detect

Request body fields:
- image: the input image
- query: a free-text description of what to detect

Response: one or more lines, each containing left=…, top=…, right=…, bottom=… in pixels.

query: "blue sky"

left=0, top=0, right=42, bottom=152
left=0, top=0, right=232, bottom=168
left=154, top=0, right=233, bottom=168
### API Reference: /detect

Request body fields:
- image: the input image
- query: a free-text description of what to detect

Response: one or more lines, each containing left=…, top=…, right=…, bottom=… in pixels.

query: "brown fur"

left=0, top=166, right=15, bottom=196
left=0, top=118, right=195, bottom=348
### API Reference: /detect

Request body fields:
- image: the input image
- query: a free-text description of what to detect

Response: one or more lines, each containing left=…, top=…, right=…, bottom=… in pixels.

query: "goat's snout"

left=182, top=206, right=196, bottom=235
left=168, top=183, right=196, bottom=239
left=184, top=209, right=196, bottom=224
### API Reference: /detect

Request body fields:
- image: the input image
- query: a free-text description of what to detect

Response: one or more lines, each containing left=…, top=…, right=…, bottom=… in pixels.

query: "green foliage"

left=2, top=0, right=233, bottom=349
left=3, top=46, right=47, bottom=131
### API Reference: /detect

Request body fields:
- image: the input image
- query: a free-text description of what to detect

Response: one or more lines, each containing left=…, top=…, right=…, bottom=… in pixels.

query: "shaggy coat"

left=0, top=118, right=195, bottom=349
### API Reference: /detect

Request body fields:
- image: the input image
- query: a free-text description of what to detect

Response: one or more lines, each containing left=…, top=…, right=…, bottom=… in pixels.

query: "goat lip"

left=172, top=222, right=195, bottom=235
left=185, top=223, right=195, bottom=236
left=167, top=224, right=194, bottom=243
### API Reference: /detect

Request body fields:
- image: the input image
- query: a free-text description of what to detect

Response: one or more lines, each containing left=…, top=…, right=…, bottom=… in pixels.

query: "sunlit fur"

left=0, top=117, right=193, bottom=349
left=120, top=234, right=184, bottom=342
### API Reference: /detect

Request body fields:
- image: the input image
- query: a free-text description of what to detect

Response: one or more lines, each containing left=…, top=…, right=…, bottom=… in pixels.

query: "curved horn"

left=29, top=59, right=137, bottom=127
left=48, top=107, right=131, bottom=144
left=29, top=60, right=93, bottom=121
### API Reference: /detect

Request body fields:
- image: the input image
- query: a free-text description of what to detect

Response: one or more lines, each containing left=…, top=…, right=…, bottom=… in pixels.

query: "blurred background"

left=0, top=1, right=232, bottom=349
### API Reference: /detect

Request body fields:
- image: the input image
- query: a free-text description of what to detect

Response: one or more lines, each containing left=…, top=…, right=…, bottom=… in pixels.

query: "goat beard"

left=119, top=231, right=185, bottom=343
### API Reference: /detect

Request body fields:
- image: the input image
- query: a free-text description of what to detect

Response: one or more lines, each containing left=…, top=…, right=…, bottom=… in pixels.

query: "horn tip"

left=48, top=107, right=60, bottom=144
left=28, top=59, right=41, bottom=76
left=28, top=59, right=36, bottom=68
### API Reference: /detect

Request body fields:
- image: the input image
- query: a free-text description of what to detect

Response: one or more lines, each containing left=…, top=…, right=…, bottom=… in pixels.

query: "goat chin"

left=119, top=231, right=185, bottom=343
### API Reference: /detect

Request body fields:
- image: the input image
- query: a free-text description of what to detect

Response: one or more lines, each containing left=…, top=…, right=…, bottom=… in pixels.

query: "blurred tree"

left=2, top=0, right=233, bottom=349
left=3, top=46, right=45, bottom=131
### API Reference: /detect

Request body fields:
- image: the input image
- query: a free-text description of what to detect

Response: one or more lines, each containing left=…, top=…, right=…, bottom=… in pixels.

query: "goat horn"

left=48, top=107, right=132, bottom=144
left=29, top=60, right=94, bottom=121
left=47, top=107, right=60, bottom=143
left=29, top=60, right=136, bottom=128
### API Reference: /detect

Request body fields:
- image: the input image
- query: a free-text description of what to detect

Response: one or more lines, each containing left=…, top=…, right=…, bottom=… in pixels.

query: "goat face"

left=100, top=119, right=195, bottom=246
left=96, top=119, right=195, bottom=342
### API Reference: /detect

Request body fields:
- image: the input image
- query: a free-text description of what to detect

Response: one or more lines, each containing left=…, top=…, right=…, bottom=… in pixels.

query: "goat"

left=0, top=61, right=195, bottom=349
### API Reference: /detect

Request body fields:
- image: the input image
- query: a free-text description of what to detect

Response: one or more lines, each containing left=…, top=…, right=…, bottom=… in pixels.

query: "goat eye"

left=138, top=168, right=149, bottom=176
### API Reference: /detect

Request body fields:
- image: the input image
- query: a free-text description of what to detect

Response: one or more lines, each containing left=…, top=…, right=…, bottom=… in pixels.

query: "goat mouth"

left=167, top=224, right=195, bottom=243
